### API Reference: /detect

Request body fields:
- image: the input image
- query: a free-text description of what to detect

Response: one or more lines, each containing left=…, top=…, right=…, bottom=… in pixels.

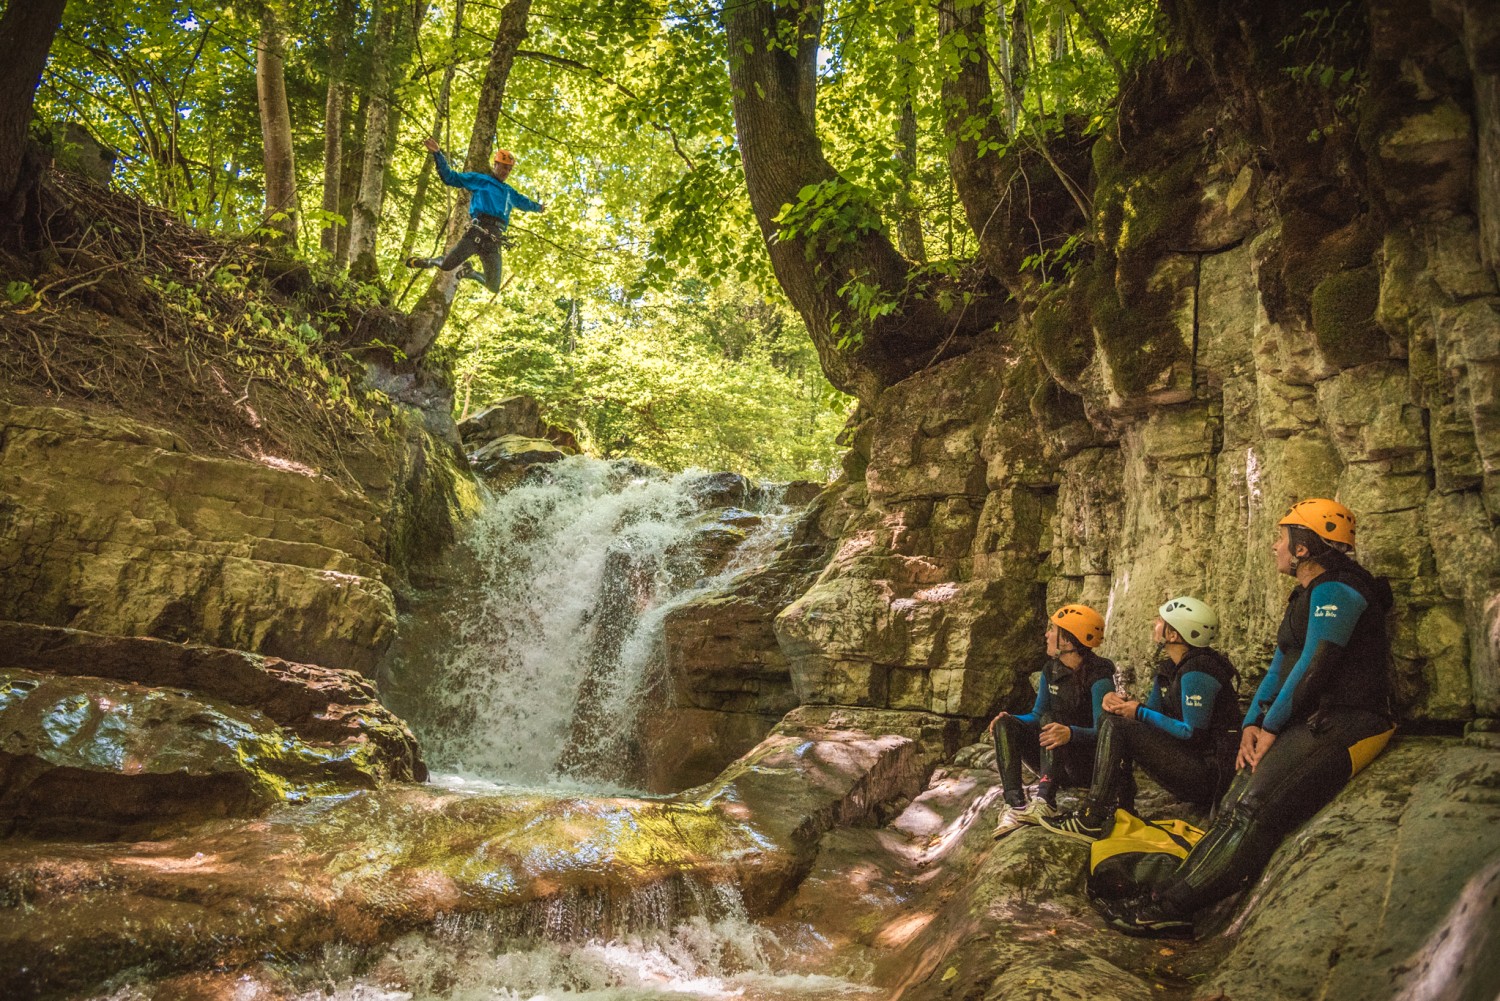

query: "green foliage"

left=450, top=280, right=850, bottom=480
left=1276, top=4, right=1368, bottom=142
left=775, top=178, right=888, bottom=259
left=29, top=0, right=1159, bottom=476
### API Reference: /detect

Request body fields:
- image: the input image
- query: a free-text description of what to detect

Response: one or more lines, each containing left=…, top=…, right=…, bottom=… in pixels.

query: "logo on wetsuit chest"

left=1048, top=683, right=1060, bottom=696
left=1314, top=603, right=1340, bottom=618
left=1185, top=694, right=1204, bottom=707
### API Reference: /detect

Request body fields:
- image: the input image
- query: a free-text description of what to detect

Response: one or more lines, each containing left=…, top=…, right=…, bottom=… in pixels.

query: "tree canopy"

left=15, top=0, right=1165, bottom=478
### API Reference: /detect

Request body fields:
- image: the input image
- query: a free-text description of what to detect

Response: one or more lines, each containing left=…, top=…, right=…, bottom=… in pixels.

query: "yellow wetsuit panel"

left=1347, top=726, right=1395, bottom=776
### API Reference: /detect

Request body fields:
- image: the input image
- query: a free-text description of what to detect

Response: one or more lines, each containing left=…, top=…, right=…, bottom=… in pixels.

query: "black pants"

left=1157, top=708, right=1394, bottom=914
left=1083, top=715, right=1227, bottom=820
left=993, top=714, right=1094, bottom=805
left=414, top=217, right=505, bottom=292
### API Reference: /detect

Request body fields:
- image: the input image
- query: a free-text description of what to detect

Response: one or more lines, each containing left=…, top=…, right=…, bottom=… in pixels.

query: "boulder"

left=458, top=396, right=543, bottom=441
left=0, top=403, right=397, bottom=674
left=458, top=396, right=578, bottom=454
left=0, top=620, right=425, bottom=781
left=466, top=434, right=568, bottom=482
left=0, top=670, right=390, bottom=839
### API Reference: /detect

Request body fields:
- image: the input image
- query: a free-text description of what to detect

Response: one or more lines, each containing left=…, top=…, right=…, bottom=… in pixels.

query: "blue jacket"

left=433, top=151, right=543, bottom=224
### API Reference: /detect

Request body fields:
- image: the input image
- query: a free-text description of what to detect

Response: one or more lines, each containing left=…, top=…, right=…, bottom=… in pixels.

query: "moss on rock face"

left=1085, top=256, right=1192, bottom=404
left=1030, top=284, right=1094, bottom=390
left=1310, top=264, right=1387, bottom=366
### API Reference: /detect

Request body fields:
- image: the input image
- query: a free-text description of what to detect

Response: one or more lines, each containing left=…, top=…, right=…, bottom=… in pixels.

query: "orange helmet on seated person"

left=1278, top=498, right=1356, bottom=547
left=1049, top=603, right=1105, bottom=649
left=493, top=149, right=515, bottom=168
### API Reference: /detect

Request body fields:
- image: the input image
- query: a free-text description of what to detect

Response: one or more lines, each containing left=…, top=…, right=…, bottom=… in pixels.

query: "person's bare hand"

left=423, top=137, right=440, bottom=153
left=1237, top=725, right=1263, bottom=771
left=986, top=712, right=1010, bottom=735
left=1248, top=729, right=1277, bottom=771
left=1102, top=691, right=1126, bottom=714
left=1039, top=722, right=1072, bottom=749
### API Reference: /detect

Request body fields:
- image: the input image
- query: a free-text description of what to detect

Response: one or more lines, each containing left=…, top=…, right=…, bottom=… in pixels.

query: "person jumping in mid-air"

left=405, top=137, right=545, bottom=293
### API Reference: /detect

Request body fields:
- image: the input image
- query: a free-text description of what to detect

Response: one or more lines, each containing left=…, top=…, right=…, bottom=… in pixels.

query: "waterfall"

left=410, top=456, right=796, bottom=791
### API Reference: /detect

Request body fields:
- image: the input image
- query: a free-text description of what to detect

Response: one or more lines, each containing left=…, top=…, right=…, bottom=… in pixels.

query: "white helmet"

left=1158, top=596, right=1218, bottom=647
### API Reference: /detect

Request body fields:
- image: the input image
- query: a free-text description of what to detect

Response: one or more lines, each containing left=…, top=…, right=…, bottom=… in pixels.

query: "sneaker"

left=1014, top=797, right=1058, bottom=824
left=992, top=807, right=1029, bottom=840
left=1108, top=898, right=1195, bottom=939
left=404, top=255, right=431, bottom=269
left=1038, top=810, right=1106, bottom=844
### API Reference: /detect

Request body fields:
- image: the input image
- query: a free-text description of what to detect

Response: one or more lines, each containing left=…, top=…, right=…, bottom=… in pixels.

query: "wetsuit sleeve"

left=1068, top=677, right=1115, bottom=745
left=1012, top=673, right=1049, bottom=726
left=1137, top=673, right=1223, bottom=741
left=433, top=152, right=488, bottom=192
left=433, top=151, right=461, bottom=187
left=509, top=187, right=543, bottom=212
left=1242, top=646, right=1285, bottom=729
left=1260, top=581, right=1367, bottom=734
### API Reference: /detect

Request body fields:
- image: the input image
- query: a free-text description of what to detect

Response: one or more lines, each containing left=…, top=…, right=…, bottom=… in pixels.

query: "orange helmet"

left=1278, top=498, right=1356, bottom=547
left=1049, top=603, right=1105, bottom=648
left=492, top=149, right=515, bottom=167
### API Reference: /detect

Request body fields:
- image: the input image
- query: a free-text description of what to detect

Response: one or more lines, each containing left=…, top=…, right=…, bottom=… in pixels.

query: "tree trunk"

left=404, top=0, right=532, bottom=359
left=321, top=75, right=346, bottom=256
left=895, top=16, right=925, bottom=264
left=726, top=0, right=1002, bottom=401
left=256, top=13, right=298, bottom=245
left=402, top=0, right=466, bottom=260
left=348, top=0, right=400, bottom=281
left=940, top=0, right=1091, bottom=299
left=336, top=90, right=363, bottom=269
left=320, top=0, right=356, bottom=257
left=0, top=0, right=68, bottom=216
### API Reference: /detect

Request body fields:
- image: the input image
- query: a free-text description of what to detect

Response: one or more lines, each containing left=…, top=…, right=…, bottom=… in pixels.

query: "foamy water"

left=409, top=458, right=797, bottom=791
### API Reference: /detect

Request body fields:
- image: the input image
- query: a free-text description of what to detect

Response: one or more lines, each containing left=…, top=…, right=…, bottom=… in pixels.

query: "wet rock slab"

left=0, top=621, right=424, bottom=781
left=0, top=669, right=389, bottom=840
left=0, top=707, right=948, bottom=999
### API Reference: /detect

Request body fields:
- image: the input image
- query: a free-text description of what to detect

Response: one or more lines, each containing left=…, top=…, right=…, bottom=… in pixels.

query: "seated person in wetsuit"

left=406, top=137, right=545, bottom=292
left=1110, top=499, right=1396, bottom=937
left=989, top=603, right=1116, bottom=838
left=1039, top=596, right=1239, bottom=843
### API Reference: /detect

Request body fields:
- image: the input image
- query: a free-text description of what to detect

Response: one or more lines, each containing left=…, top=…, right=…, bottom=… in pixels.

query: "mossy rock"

left=1092, top=133, right=1205, bottom=298
left=1310, top=264, right=1388, bottom=367
left=0, top=669, right=385, bottom=839
left=1030, top=284, right=1094, bottom=390
left=1262, top=210, right=1379, bottom=326
left=1085, top=257, right=1190, bottom=403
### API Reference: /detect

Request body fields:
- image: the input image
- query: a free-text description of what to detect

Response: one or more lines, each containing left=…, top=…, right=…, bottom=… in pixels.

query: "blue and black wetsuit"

left=1078, top=647, right=1239, bottom=824
left=993, top=652, right=1115, bottom=807
left=409, top=150, right=543, bottom=292
left=1154, top=557, right=1396, bottom=916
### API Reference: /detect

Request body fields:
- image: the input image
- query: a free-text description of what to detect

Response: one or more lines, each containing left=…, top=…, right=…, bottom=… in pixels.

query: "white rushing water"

left=414, top=457, right=796, bottom=791
left=289, top=887, right=872, bottom=1001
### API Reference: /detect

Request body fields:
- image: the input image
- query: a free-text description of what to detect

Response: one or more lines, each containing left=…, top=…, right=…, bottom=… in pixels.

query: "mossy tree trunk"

left=319, top=0, right=356, bottom=258
left=348, top=0, right=401, bottom=282
left=725, top=0, right=1007, bottom=403
left=0, top=0, right=68, bottom=222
